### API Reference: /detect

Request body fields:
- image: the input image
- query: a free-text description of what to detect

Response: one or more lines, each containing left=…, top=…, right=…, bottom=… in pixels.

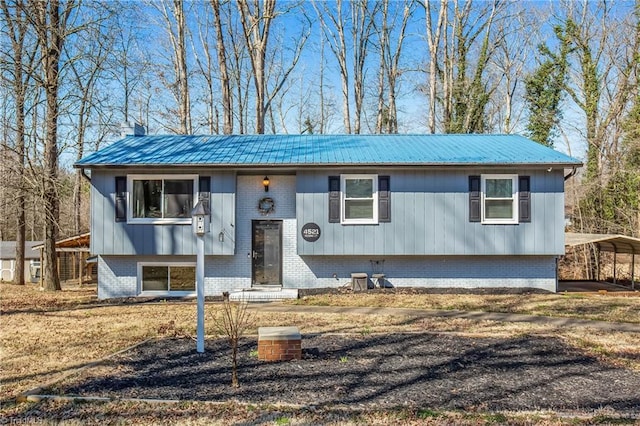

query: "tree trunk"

left=31, top=0, right=67, bottom=291
left=424, top=0, right=446, bottom=134
left=174, top=0, right=191, bottom=134
left=211, top=0, right=232, bottom=134
left=316, top=0, right=351, bottom=134
left=1, top=0, right=28, bottom=285
left=237, top=0, right=274, bottom=134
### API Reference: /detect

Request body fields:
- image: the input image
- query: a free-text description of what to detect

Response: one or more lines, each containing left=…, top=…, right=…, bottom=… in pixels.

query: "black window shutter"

left=378, top=175, right=391, bottom=222
left=469, top=175, right=481, bottom=222
left=115, top=176, right=126, bottom=222
left=519, top=176, right=531, bottom=222
left=199, top=176, right=211, bottom=214
left=328, top=176, right=340, bottom=223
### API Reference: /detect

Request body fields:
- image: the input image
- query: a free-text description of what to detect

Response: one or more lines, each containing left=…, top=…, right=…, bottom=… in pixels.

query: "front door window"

left=252, top=220, right=282, bottom=285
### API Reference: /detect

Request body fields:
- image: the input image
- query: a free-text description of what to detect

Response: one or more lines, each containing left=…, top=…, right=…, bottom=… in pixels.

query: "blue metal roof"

left=75, top=134, right=582, bottom=168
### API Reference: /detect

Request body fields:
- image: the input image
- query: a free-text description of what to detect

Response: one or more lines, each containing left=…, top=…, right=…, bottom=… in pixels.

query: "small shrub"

left=339, top=356, right=348, bottom=363
left=483, top=413, right=508, bottom=424
left=416, top=408, right=440, bottom=419
left=274, top=416, right=290, bottom=425
left=212, top=300, right=254, bottom=388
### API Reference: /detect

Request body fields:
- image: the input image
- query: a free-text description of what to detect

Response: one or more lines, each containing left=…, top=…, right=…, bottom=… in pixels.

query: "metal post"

left=632, top=252, right=636, bottom=290
left=196, top=235, right=205, bottom=353
left=613, top=250, right=617, bottom=284
left=596, top=245, right=600, bottom=282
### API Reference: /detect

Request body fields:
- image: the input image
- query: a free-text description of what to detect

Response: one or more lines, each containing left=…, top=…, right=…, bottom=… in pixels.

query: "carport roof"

left=32, top=232, right=90, bottom=252
left=565, top=232, right=640, bottom=255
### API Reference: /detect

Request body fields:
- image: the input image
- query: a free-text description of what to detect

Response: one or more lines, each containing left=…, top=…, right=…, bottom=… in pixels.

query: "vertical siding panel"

left=432, top=172, right=445, bottom=255
left=425, top=171, right=435, bottom=255
left=102, top=174, right=115, bottom=254
left=107, top=168, right=571, bottom=257
left=414, top=187, right=426, bottom=254
left=304, top=190, right=316, bottom=255
left=91, top=176, right=101, bottom=253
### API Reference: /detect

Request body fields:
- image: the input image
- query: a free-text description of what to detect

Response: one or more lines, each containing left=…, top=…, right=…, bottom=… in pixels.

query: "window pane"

left=345, top=179, right=373, bottom=198
left=133, top=180, right=162, bottom=218
left=345, top=200, right=374, bottom=219
left=486, top=179, right=512, bottom=198
left=485, top=200, right=514, bottom=219
left=142, top=266, right=168, bottom=291
left=169, top=266, right=195, bottom=291
left=164, top=180, right=193, bottom=218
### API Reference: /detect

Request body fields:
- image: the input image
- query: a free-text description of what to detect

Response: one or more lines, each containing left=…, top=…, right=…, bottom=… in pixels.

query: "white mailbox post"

left=191, top=201, right=210, bottom=353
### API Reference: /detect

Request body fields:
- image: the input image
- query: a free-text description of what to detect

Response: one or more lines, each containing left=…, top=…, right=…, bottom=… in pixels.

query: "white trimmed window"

left=138, top=263, right=196, bottom=295
left=128, top=174, right=197, bottom=224
left=481, top=174, right=518, bottom=224
left=341, top=174, right=378, bottom=224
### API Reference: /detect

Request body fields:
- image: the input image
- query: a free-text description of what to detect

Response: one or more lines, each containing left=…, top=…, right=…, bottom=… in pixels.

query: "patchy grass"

left=2, top=283, right=640, bottom=424
left=1, top=399, right=637, bottom=425
left=290, top=291, right=640, bottom=323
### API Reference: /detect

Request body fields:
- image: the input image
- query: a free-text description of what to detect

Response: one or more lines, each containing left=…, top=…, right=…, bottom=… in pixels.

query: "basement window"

left=139, top=263, right=196, bottom=295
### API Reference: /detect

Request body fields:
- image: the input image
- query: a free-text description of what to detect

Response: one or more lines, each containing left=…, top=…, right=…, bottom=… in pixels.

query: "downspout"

left=564, top=166, right=578, bottom=181
left=80, top=168, right=91, bottom=182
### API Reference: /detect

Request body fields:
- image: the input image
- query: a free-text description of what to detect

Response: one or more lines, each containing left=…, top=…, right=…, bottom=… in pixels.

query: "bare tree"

left=155, top=0, right=192, bottom=134
left=1, top=0, right=36, bottom=284
left=236, top=0, right=274, bottom=134
left=213, top=297, right=254, bottom=388
left=236, top=0, right=309, bottom=134
left=561, top=1, right=638, bottom=182
left=210, top=0, right=232, bottom=134
left=351, top=0, right=377, bottom=134
left=374, top=0, right=411, bottom=134
left=315, top=0, right=351, bottom=133
left=109, top=5, right=149, bottom=127
left=421, top=0, right=446, bottom=133
left=65, top=20, right=112, bottom=235
left=27, top=0, right=79, bottom=291
left=492, top=3, right=536, bottom=134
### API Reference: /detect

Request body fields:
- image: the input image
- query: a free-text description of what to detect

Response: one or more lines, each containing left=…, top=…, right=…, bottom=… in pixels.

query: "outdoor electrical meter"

left=191, top=201, right=210, bottom=236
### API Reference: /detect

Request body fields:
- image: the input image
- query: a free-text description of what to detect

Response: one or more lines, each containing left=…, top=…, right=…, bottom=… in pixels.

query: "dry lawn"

left=2, top=283, right=640, bottom=425
left=292, top=290, right=640, bottom=323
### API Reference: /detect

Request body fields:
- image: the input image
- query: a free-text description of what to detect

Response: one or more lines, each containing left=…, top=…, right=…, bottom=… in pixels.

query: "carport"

left=565, top=232, right=640, bottom=289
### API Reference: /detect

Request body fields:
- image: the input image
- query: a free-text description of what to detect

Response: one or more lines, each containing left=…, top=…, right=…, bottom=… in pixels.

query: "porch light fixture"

left=218, top=230, right=225, bottom=242
left=263, top=176, right=270, bottom=192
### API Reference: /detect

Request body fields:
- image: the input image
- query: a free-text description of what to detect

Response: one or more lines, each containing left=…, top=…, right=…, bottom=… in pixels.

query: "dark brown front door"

left=251, top=220, right=282, bottom=286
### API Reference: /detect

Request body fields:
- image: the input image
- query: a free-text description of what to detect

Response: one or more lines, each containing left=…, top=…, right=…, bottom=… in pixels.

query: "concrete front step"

left=229, top=288, right=299, bottom=302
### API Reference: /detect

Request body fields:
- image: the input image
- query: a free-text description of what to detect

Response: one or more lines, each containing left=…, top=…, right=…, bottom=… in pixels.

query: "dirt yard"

left=2, top=283, right=640, bottom=425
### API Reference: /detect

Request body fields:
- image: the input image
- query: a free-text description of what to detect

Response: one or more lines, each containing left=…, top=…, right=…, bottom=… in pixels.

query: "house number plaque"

left=301, top=223, right=321, bottom=242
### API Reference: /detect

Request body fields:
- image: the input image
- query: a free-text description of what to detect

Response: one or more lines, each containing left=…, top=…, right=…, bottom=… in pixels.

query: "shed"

left=32, top=233, right=95, bottom=286
left=0, top=241, right=42, bottom=283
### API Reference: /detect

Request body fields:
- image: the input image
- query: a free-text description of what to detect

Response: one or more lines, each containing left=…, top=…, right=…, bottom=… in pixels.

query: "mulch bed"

left=55, top=333, right=640, bottom=414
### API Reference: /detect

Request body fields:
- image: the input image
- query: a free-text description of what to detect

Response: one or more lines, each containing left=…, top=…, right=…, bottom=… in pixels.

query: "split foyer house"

left=75, top=133, right=582, bottom=299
